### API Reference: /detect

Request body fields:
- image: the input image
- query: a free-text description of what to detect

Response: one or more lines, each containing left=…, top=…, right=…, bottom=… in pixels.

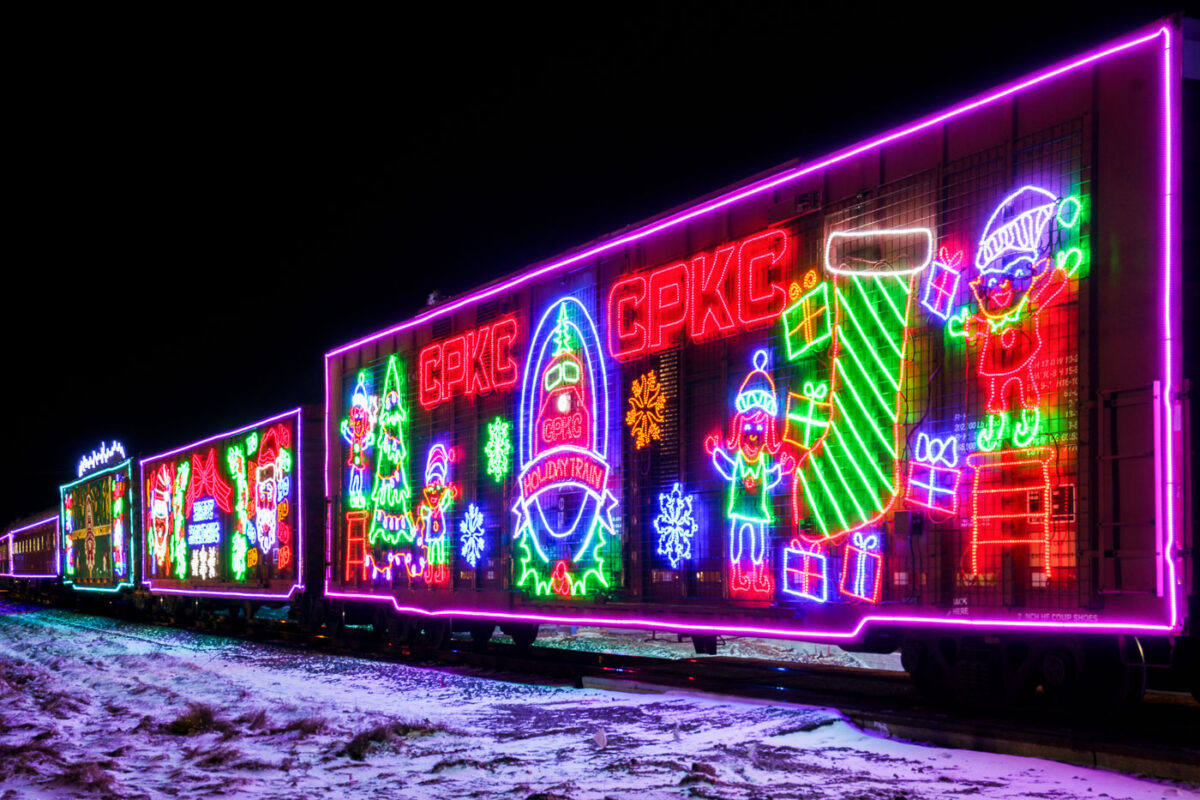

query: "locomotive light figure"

left=513, top=298, right=617, bottom=598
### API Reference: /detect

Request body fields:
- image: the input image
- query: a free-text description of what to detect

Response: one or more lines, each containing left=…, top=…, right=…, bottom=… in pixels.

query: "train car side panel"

left=60, top=459, right=136, bottom=593
left=7, top=515, right=60, bottom=578
left=139, top=408, right=318, bottom=600
left=324, top=23, right=1185, bottom=642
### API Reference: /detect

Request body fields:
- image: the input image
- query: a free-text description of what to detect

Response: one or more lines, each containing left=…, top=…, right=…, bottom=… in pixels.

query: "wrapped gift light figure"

left=783, top=538, right=828, bottom=603
left=905, top=433, right=962, bottom=514
left=840, top=530, right=882, bottom=603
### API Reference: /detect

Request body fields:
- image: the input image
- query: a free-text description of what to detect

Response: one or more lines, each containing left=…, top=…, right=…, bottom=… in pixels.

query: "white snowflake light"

left=459, top=502, right=487, bottom=568
left=654, top=482, right=698, bottom=569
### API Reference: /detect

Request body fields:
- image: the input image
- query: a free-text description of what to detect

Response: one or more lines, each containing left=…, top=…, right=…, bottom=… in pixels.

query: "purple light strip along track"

left=1, top=516, right=61, bottom=579
left=323, top=25, right=1181, bottom=639
left=141, top=408, right=305, bottom=601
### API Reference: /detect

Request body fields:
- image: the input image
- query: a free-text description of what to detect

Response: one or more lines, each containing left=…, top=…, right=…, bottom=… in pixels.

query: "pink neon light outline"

left=1160, top=27, right=1179, bottom=628
left=0, top=515, right=60, bottom=579
left=141, top=408, right=305, bottom=601
left=323, top=25, right=1181, bottom=639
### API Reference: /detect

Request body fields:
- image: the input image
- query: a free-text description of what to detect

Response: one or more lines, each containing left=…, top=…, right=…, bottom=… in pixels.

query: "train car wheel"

left=470, top=623, right=495, bottom=648
left=691, top=635, right=718, bottom=655
left=1039, top=647, right=1077, bottom=704
left=386, top=614, right=416, bottom=644
left=1119, top=638, right=1147, bottom=709
left=173, top=598, right=195, bottom=627
left=1080, top=636, right=1145, bottom=713
left=999, top=641, right=1039, bottom=705
left=501, top=622, right=539, bottom=649
left=330, top=604, right=348, bottom=640
left=422, top=618, right=452, bottom=649
left=900, top=639, right=941, bottom=700
left=371, top=607, right=390, bottom=637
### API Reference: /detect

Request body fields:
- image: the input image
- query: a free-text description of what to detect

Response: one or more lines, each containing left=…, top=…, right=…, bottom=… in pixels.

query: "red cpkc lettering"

left=419, top=316, right=520, bottom=409
left=607, top=229, right=789, bottom=360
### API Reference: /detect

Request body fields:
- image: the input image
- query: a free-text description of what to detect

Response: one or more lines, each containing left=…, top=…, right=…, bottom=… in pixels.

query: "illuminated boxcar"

left=60, top=444, right=137, bottom=594
left=0, top=513, right=60, bottom=597
left=323, top=23, right=1190, bottom=692
left=138, top=407, right=322, bottom=604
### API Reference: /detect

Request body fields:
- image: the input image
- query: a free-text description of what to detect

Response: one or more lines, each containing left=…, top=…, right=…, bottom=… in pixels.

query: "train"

left=3, top=18, right=1196, bottom=707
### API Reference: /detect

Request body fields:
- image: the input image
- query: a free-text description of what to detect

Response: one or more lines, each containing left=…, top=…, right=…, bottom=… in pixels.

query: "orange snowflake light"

left=625, top=370, right=667, bottom=449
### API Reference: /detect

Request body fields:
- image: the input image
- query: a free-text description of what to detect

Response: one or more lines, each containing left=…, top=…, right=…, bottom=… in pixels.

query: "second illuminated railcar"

left=138, top=407, right=323, bottom=603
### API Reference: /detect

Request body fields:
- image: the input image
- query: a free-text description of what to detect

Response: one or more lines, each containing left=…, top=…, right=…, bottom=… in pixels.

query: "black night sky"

left=2, top=4, right=1190, bottom=525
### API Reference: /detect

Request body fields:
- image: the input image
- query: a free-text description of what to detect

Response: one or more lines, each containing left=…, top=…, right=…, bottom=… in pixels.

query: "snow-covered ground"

left=0, top=599, right=1192, bottom=800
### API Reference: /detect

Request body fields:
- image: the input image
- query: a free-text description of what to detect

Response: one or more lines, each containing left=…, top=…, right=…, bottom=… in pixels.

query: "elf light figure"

left=407, top=442, right=457, bottom=585
left=951, top=186, right=1080, bottom=450
left=340, top=370, right=377, bottom=508
left=706, top=350, right=793, bottom=597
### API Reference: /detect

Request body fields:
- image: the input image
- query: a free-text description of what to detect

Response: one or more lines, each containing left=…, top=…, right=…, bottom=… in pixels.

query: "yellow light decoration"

left=625, top=369, right=667, bottom=449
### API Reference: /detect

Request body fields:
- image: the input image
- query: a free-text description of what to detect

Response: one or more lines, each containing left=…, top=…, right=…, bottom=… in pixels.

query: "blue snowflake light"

left=654, top=482, right=698, bottom=569
left=459, top=502, right=487, bottom=567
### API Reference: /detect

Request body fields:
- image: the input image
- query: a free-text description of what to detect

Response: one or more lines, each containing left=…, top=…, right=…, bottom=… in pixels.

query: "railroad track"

left=5, top=595, right=1198, bottom=784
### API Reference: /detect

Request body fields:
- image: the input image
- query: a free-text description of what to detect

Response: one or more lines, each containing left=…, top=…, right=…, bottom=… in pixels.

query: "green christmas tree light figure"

left=369, top=355, right=414, bottom=548
left=553, top=303, right=573, bottom=355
